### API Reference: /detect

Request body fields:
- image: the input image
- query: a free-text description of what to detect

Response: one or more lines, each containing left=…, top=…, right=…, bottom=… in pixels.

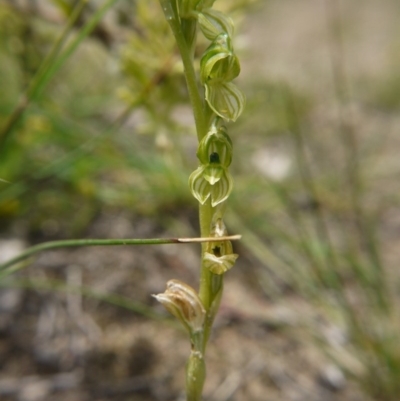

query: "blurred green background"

left=1, top=0, right=400, bottom=400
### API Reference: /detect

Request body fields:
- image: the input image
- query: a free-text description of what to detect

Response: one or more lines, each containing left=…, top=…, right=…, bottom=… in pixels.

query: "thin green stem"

left=33, top=0, right=120, bottom=99
left=198, top=200, right=214, bottom=309
left=0, top=235, right=241, bottom=274
left=0, top=54, right=175, bottom=207
left=0, top=0, right=88, bottom=149
left=160, top=0, right=207, bottom=141
left=265, top=178, right=332, bottom=287
left=283, top=86, right=363, bottom=334
left=177, top=33, right=208, bottom=141
left=324, top=0, right=388, bottom=311
left=27, top=0, right=89, bottom=100
left=324, top=0, right=361, bottom=223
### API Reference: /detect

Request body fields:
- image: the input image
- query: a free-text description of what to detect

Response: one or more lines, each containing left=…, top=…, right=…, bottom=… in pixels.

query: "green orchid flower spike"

left=157, top=0, right=244, bottom=399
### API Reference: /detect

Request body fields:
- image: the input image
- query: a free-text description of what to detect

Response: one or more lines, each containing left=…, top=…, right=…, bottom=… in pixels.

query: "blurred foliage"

left=0, top=0, right=260, bottom=239
left=0, top=6, right=25, bottom=113
left=0, top=1, right=174, bottom=235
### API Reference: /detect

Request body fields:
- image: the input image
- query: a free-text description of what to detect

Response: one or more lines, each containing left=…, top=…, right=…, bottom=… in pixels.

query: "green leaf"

left=205, top=82, right=245, bottom=121
left=197, top=8, right=234, bottom=40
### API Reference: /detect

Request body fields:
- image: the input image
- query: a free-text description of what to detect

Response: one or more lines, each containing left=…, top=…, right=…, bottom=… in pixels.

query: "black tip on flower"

left=209, top=152, right=220, bottom=163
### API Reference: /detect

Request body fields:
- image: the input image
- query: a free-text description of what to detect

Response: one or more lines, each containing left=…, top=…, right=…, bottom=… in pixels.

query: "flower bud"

left=198, top=8, right=234, bottom=40
left=200, top=33, right=240, bottom=85
left=179, top=0, right=202, bottom=18
left=153, top=280, right=205, bottom=333
left=203, top=218, right=238, bottom=274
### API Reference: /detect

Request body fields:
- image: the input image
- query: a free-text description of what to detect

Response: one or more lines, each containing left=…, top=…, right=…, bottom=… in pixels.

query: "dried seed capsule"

left=153, top=280, right=206, bottom=334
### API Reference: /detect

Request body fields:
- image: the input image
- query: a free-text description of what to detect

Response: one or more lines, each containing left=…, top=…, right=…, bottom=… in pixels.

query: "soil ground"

left=0, top=212, right=365, bottom=401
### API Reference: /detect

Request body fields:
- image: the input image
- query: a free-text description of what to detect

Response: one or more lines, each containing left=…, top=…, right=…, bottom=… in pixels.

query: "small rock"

left=19, top=380, right=51, bottom=401
left=0, top=288, right=22, bottom=313
left=251, top=148, right=292, bottom=181
left=0, top=239, right=26, bottom=264
left=319, top=364, right=346, bottom=392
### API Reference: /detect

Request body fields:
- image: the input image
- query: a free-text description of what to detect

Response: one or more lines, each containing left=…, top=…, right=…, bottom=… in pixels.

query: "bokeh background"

left=1, top=0, right=400, bottom=400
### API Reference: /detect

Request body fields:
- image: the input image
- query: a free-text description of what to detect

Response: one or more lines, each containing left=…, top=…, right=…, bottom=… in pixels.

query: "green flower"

left=189, top=164, right=233, bottom=207
left=203, top=252, right=238, bottom=275
left=197, top=124, right=233, bottom=167
left=203, top=163, right=224, bottom=185
left=199, top=30, right=244, bottom=121
left=200, top=33, right=240, bottom=85
left=203, top=218, right=238, bottom=274
left=204, top=81, right=245, bottom=121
